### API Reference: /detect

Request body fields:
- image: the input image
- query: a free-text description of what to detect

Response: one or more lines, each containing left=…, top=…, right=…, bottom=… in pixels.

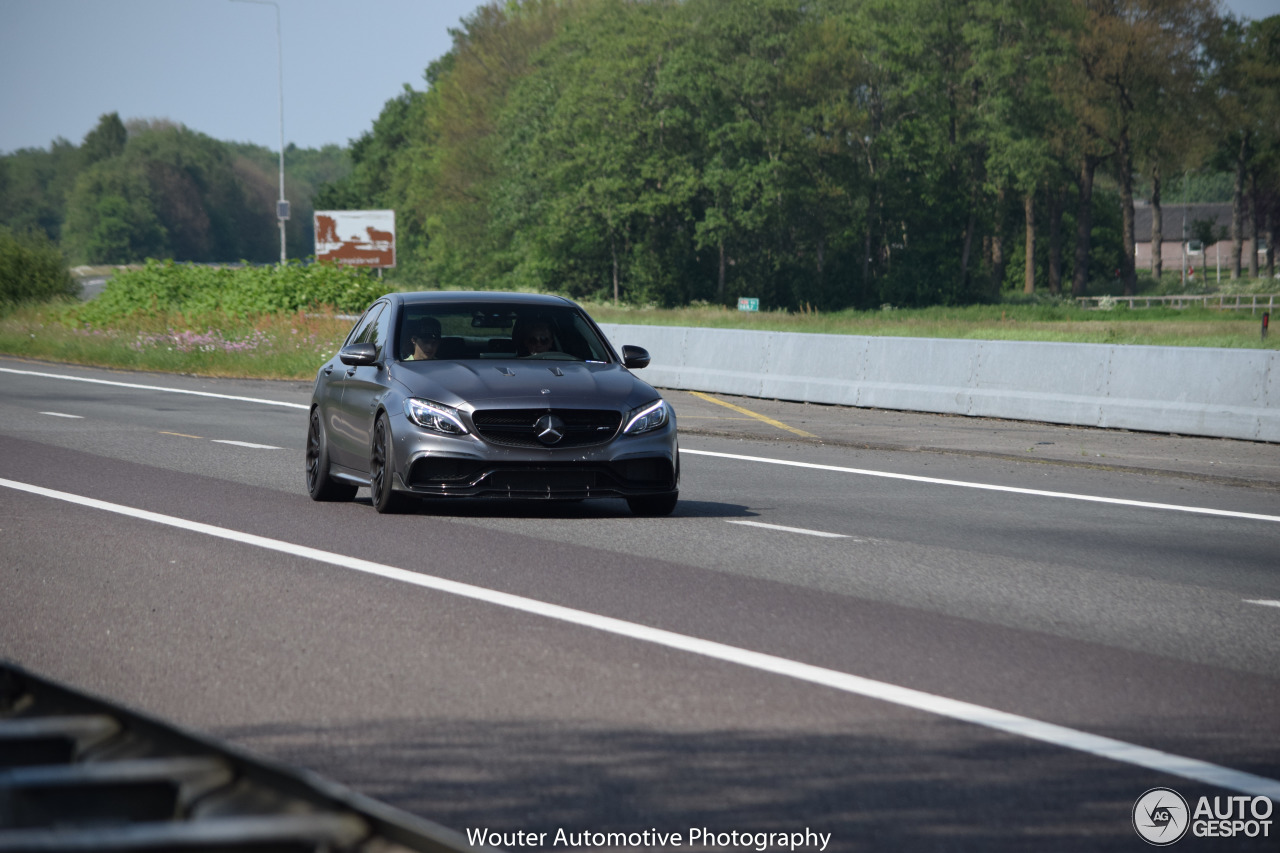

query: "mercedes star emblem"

left=534, top=414, right=565, bottom=445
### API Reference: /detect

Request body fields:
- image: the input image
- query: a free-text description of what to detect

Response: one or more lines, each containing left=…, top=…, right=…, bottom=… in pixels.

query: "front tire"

left=306, top=408, right=356, bottom=502
left=370, top=413, right=409, bottom=514
left=627, top=492, right=678, bottom=517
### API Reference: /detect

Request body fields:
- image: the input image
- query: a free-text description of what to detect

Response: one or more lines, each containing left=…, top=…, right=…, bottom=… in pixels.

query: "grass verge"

left=584, top=301, right=1280, bottom=349
left=0, top=301, right=352, bottom=380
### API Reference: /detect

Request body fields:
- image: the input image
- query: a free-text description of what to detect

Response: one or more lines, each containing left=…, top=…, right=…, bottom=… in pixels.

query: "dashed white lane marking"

left=30, top=413, right=281, bottom=450
left=211, top=440, right=285, bottom=450
left=2, top=475, right=1278, bottom=800
left=1245, top=599, right=1280, bottom=610
left=0, top=367, right=308, bottom=409
left=682, top=449, right=1280, bottom=524
left=725, top=519, right=850, bottom=539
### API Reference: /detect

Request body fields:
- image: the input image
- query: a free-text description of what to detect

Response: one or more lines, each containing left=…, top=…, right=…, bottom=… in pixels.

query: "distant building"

left=1133, top=202, right=1264, bottom=273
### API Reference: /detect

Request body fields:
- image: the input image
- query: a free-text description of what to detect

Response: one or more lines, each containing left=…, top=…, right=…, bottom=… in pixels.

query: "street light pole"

left=1181, top=170, right=1188, bottom=290
left=231, top=0, right=288, bottom=264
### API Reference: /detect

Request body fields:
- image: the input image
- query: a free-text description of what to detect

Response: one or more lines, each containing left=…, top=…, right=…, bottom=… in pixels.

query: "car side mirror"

left=339, top=342, right=378, bottom=366
left=621, top=345, right=650, bottom=369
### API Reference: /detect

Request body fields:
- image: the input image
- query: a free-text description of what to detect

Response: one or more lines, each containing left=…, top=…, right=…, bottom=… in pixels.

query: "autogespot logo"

left=1134, top=788, right=1190, bottom=845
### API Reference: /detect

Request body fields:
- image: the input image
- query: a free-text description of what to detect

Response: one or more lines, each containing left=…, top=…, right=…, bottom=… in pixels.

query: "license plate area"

left=486, top=469, right=598, bottom=492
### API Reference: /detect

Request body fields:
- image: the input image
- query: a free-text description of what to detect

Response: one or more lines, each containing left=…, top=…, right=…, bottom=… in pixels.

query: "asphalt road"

left=2, top=355, right=1279, bottom=852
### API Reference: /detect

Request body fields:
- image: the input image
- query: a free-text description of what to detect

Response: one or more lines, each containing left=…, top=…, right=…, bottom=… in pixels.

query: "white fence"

left=1076, top=294, right=1279, bottom=312
left=600, top=324, right=1280, bottom=443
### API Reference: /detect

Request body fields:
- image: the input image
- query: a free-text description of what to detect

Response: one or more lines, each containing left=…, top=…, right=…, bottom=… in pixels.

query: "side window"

left=345, top=303, right=385, bottom=348
left=568, top=313, right=611, bottom=362
left=370, top=301, right=393, bottom=359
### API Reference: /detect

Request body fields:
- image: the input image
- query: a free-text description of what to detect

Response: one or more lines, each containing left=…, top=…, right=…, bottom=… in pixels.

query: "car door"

left=316, top=310, right=370, bottom=465
left=326, top=301, right=387, bottom=470
left=330, top=300, right=394, bottom=473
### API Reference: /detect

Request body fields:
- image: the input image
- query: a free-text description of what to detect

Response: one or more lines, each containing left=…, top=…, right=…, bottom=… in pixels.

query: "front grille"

left=471, top=408, right=622, bottom=448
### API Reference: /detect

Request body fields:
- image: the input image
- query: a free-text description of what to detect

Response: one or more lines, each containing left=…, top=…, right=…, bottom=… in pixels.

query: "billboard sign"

left=314, top=209, right=395, bottom=268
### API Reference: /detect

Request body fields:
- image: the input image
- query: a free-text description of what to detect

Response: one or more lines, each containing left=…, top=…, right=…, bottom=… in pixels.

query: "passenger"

left=405, top=316, right=441, bottom=360
left=516, top=319, right=556, bottom=356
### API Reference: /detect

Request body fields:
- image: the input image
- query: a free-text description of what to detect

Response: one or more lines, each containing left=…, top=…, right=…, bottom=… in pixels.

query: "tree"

left=232, top=139, right=351, bottom=261
left=1064, top=0, right=1217, bottom=296
left=496, top=0, right=694, bottom=302
left=62, top=159, right=167, bottom=264
left=809, top=0, right=977, bottom=307
left=390, top=0, right=577, bottom=286
left=57, top=120, right=332, bottom=264
left=1132, top=18, right=1211, bottom=282
left=666, top=0, right=810, bottom=307
left=315, top=89, right=417, bottom=211
left=0, top=139, right=81, bottom=242
left=309, top=0, right=1274, bottom=306
left=1208, top=13, right=1280, bottom=279
left=126, top=123, right=249, bottom=261
left=0, top=226, right=76, bottom=305
left=965, top=0, right=1073, bottom=294
left=775, top=6, right=875, bottom=307
left=80, top=112, right=128, bottom=167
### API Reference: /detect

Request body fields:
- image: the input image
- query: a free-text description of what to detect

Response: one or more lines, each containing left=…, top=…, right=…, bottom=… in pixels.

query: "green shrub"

left=76, top=259, right=389, bottom=324
left=0, top=227, right=76, bottom=308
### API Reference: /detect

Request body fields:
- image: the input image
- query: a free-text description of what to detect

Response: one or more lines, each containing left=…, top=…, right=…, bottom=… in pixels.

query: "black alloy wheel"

left=370, top=413, right=408, bottom=514
left=306, top=408, right=356, bottom=502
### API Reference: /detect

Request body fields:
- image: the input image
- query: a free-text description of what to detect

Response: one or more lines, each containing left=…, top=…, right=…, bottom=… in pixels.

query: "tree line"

left=0, top=113, right=349, bottom=267
left=3, top=0, right=1275, bottom=311
left=319, top=0, right=1279, bottom=309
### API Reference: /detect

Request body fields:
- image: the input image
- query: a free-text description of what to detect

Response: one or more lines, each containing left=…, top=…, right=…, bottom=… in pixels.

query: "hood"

left=390, top=360, right=656, bottom=410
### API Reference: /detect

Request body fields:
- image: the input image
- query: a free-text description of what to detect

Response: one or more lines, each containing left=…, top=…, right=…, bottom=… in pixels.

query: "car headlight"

left=404, top=398, right=468, bottom=436
left=623, top=399, right=669, bottom=435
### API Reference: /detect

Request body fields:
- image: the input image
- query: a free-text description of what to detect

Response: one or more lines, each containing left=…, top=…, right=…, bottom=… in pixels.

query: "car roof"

left=386, top=291, right=578, bottom=308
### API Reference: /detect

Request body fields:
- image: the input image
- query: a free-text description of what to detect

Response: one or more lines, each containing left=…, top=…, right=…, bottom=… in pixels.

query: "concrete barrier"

left=599, top=324, right=1279, bottom=442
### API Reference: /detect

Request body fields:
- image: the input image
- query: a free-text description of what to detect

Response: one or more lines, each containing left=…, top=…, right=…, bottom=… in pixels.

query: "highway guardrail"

left=600, top=323, right=1279, bottom=443
left=0, top=661, right=489, bottom=853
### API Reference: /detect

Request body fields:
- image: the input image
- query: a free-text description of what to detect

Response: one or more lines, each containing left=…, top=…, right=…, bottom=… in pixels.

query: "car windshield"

left=396, top=302, right=614, bottom=363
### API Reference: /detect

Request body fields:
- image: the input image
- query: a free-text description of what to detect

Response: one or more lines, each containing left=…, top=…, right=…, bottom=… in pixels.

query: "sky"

left=2, top=0, right=1279, bottom=157
left=0, top=0, right=487, bottom=155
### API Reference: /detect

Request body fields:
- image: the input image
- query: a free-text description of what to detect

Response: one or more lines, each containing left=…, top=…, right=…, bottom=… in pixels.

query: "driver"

left=405, top=316, right=441, bottom=360
left=516, top=319, right=557, bottom=356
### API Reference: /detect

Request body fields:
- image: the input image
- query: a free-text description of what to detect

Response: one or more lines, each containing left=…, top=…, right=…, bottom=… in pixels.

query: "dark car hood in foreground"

left=389, top=359, right=658, bottom=410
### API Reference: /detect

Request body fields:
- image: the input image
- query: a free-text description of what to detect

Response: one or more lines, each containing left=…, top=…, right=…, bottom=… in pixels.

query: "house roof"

left=1133, top=203, right=1232, bottom=243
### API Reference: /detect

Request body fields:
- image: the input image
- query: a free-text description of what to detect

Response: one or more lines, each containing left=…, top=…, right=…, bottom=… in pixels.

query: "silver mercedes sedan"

left=306, top=292, right=679, bottom=515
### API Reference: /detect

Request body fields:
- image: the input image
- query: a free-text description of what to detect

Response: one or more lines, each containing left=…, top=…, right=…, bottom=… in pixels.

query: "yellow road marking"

left=688, top=391, right=818, bottom=438
left=159, top=431, right=203, bottom=439
left=677, top=415, right=757, bottom=421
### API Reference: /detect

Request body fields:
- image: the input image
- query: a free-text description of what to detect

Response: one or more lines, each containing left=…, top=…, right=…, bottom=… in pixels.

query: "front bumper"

left=388, top=409, right=678, bottom=500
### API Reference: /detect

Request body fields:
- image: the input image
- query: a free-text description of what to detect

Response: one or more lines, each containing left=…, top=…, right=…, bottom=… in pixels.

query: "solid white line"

left=0, top=367, right=308, bottom=410
left=1245, top=599, right=1280, bottom=609
left=39, top=412, right=83, bottom=419
left=725, top=519, right=849, bottom=539
left=2, top=475, right=1278, bottom=800
left=211, top=440, right=285, bottom=450
left=682, top=448, right=1280, bottom=524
